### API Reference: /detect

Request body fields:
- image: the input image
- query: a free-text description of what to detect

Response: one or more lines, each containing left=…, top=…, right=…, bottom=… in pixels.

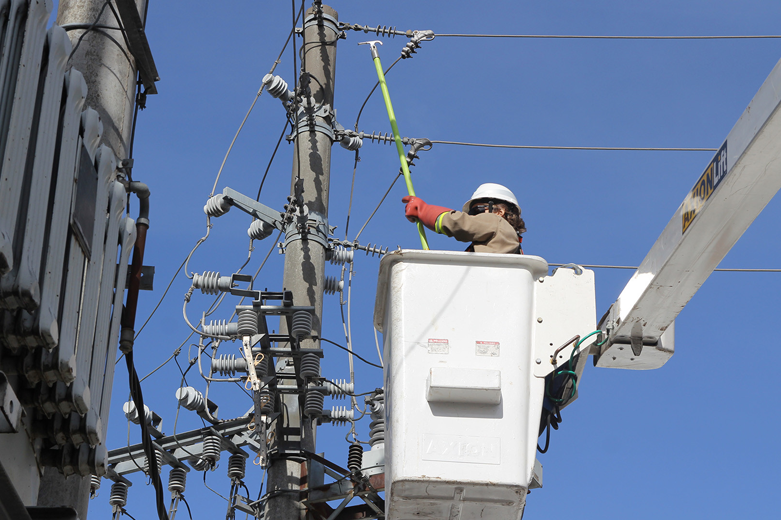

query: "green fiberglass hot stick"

left=359, top=40, right=429, bottom=250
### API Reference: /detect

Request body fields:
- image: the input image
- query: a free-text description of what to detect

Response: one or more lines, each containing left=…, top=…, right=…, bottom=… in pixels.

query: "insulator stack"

left=143, top=449, right=164, bottom=476
left=291, top=311, right=312, bottom=340
left=227, top=454, right=246, bottom=481
left=369, top=396, right=385, bottom=448
left=340, top=22, right=406, bottom=37
left=202, top=432, right=222, bottom=467
left=324, top=379, right=353, bottom=399
left=304, top=388, right=325, bottom=417
left=329, top=406, right=354, bottom=426
left=328, top=246, right=354, bottom=265
left=237, top=309, right=258, bottom=336
left=192, top=271, right=231, bottom=295
left=361, top=243, right=388, bottom=258
left=259, top=387, right=275, bottom=414
left=204, top=194, right=231, bottom=217
left=324, top=276, right=343, bottom=295
left=348, top=442, right=364, bottom=473
left=202, top=319, right=238, bottom=337
left=108, top=481, right=128, bottom=509
left=262, top=74, right=294, bottom=102
left=248, top=219, right=274, bottom=240
left=256, top=353, right=270, bottom=377
left=123, top=401, right=151, bottom=425
left=176, top=387, right=206, bottom=412
left=299, top=353, right=320, bottom=377
left=363, top=131, right=394, bottom=145
left=90, top=475, right=101, bottom=496
left=187, top=456, right=209, bottom=471
left=339, top=134, right=363, bottom=151
left=168, top=467, right=187, bottom=493
left=211, top=354, right=245, bottom=377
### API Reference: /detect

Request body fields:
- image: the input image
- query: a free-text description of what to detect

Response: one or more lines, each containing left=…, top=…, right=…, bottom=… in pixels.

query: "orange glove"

left=402, top=196, right=452, bottom=231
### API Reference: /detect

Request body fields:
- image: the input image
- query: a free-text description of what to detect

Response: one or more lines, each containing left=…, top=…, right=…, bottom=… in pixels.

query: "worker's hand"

left=402, top=195, right=427, bottom=223
left=402, top=196, right=452, bottom=232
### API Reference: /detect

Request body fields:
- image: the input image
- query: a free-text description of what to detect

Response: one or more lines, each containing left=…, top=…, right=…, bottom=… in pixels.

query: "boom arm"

left=597, top=57, right=781, bottom=370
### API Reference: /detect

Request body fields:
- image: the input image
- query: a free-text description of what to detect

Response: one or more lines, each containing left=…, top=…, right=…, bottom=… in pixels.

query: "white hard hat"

left=462, top=183, right=520, bottom=213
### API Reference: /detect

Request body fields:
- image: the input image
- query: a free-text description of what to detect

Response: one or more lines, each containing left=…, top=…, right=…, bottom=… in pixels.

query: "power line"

left=430, top=140, right=718, bottom=152
left=549, top=263, right=781, bottom=272
left=436, top=33, right=781, bottom=40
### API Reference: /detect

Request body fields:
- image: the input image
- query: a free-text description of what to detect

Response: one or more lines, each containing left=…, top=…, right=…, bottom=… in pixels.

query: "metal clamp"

left=283, top=209, right=332, bottom=249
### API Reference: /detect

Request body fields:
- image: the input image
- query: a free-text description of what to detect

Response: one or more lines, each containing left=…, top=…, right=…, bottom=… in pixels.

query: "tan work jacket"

left=435, top=211, right=522, bottom=254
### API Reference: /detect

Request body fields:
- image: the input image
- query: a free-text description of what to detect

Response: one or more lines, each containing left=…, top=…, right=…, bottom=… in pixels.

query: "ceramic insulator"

left=203, top=194, right=231, bottom=217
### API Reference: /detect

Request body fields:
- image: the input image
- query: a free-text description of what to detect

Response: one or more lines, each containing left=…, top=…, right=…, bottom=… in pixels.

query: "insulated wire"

left=353, top=173, right=402, bottom=242
left=209, top=2, right=304, bottom=197
left=256, top=120, right=291, bottom=201
left=435, top=33, right=781, bottom=39
left=429, top=140, right=718, bottom=152
left=320, top=338, right=383, bottom=369
left=548, top=263, right=781, bottom=272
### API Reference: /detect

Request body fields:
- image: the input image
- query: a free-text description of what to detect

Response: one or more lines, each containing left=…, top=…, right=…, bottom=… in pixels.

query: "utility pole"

left=265, top=4, right=338, bottom=519
left=35, top=1, right=153, bottom=517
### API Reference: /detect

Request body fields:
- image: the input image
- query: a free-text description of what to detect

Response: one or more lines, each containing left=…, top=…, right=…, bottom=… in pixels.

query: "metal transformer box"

left=374, top=250, right=595, bottom=520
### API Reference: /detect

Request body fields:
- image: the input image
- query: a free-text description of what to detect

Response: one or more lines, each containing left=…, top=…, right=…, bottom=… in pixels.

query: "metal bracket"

left=220, top=187, right=287, bottom=231
left=283, top=208, right=332, bottom=249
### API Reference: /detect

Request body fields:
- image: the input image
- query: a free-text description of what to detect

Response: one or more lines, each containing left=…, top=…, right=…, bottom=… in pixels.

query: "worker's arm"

left=438, top=212, right=521, bottom=254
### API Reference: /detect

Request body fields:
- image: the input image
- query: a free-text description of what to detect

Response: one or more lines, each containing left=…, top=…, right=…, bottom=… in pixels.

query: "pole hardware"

left=401, top=30, right=435, bottom=59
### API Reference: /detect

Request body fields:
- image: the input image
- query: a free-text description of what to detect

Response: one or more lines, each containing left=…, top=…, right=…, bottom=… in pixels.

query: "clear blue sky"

left=86, top=1, right=781, bottom=518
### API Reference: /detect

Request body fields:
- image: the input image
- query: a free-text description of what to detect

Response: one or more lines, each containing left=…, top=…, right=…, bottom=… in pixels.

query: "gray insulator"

left=188, top=456, right=209, bottom=471
left=304, top=388, right=325, bottom=417
left=299, top=353, right=320, bottom=378
left=108, top=481, right=128, bottom=508
left=324, top=379, right=353, bottom=400
left=347, top=442, right=363, bottom=473
left=227, top=453, right=246, bottom=481
left=123, top=401, right=151, bottom=425
left=369, top=396, right=385, bottom=448
left=192, top=271, right=232, bottom=295
left=204, top=194, right=231, bottom=217
left=340, top=134, right=363, bottom=151
left=176, top=387, right=206, bottom=412
left=202, top=433, right=222, bottom=466
left=328, top=246, right=354, bottom=265
left=263, top=74, right=294, bottom=102
left=329, top=406, right=354, bottom=426
left=202, top=319, right=238, bottom=337
left=143, top=449, right=164, bottom=476
left=211, top=354, right=247, bottom=377
left=90, top=474, right=101, bottom=494
left=237, top=309, right=259, bottom=337
left=291, top=311, right=312, bottom=340
left=256, top=354, right=270, bottom=378
left=168, top=467, right=187, bottom=493
left=248, top=219, right=274, bottom=241
left=324, top=276, right=343, bottom=295
left=259, top=387, right=274, bottom=414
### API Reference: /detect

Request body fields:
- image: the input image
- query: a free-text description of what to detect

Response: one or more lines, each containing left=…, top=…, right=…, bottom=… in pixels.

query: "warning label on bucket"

left=475, top=341, right=500, bottom=357
left=427, top=338, right=450, bottom=354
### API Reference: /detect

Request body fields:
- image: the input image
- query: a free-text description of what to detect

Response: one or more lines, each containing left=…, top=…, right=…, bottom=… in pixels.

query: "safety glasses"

left=468, top=201, right=494, bottom=215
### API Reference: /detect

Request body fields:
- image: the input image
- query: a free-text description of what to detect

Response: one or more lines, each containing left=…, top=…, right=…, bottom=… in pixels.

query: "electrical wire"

left=435, top=33, right=781, bottom=39
left=67, top=0, right=112, bottom=62
left=134, top=255, right=188, bottom=340
left=256, top=120, right=291, bottom=201
left=209, top=2, right=304, bottom=197
left=373, top=327, right=384, bottom=368
left=548, top=263, right=781, bottom=272
left=354, top=57, right=402, bottom=132
left=320, top=338, right=383, bottom=369
left=353, top=172, right=402, bottom=241
left=429, top=140, right=718, bottom=152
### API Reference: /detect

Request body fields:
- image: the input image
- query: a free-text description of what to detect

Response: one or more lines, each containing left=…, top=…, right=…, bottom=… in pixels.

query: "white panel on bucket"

left=375, top=250, right=549, bottom=520
left=426, top=367, right=501, bottom=405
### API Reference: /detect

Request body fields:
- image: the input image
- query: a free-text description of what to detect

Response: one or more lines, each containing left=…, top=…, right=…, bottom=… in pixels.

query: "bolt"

left=536, top=317, right=543, bottom=323
left=535, top=358, right=541, bottom=364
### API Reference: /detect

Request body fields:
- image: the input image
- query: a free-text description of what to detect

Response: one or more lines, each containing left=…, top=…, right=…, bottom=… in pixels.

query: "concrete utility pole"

left=266, top=4, right=338, bottom=519
left=35, top=1, right=150, bottom=517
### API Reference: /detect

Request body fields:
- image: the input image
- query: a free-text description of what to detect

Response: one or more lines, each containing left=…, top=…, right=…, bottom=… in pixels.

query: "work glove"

left=402, top=196, right=452, bottom=231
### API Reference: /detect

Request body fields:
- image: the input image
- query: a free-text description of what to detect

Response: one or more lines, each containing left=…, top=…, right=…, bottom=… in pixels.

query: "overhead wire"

left=320, top=338, right=383, bottom=369
left=548, top=263, right=781, bottom=272
left=209, top=1, right=305, bottom=197
left=429, top=140, right=718, bottom=152
left=435, top=33, right=781, bottom=39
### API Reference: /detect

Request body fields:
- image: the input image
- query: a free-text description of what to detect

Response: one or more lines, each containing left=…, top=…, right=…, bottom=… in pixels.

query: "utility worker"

left=402, top=183, right=526, bottom=254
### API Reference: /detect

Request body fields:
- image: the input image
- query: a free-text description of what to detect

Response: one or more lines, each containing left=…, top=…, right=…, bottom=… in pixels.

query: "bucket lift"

left=372, top=53, right=781, bottom=520
left=374, top=251, right=595, bottom=519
